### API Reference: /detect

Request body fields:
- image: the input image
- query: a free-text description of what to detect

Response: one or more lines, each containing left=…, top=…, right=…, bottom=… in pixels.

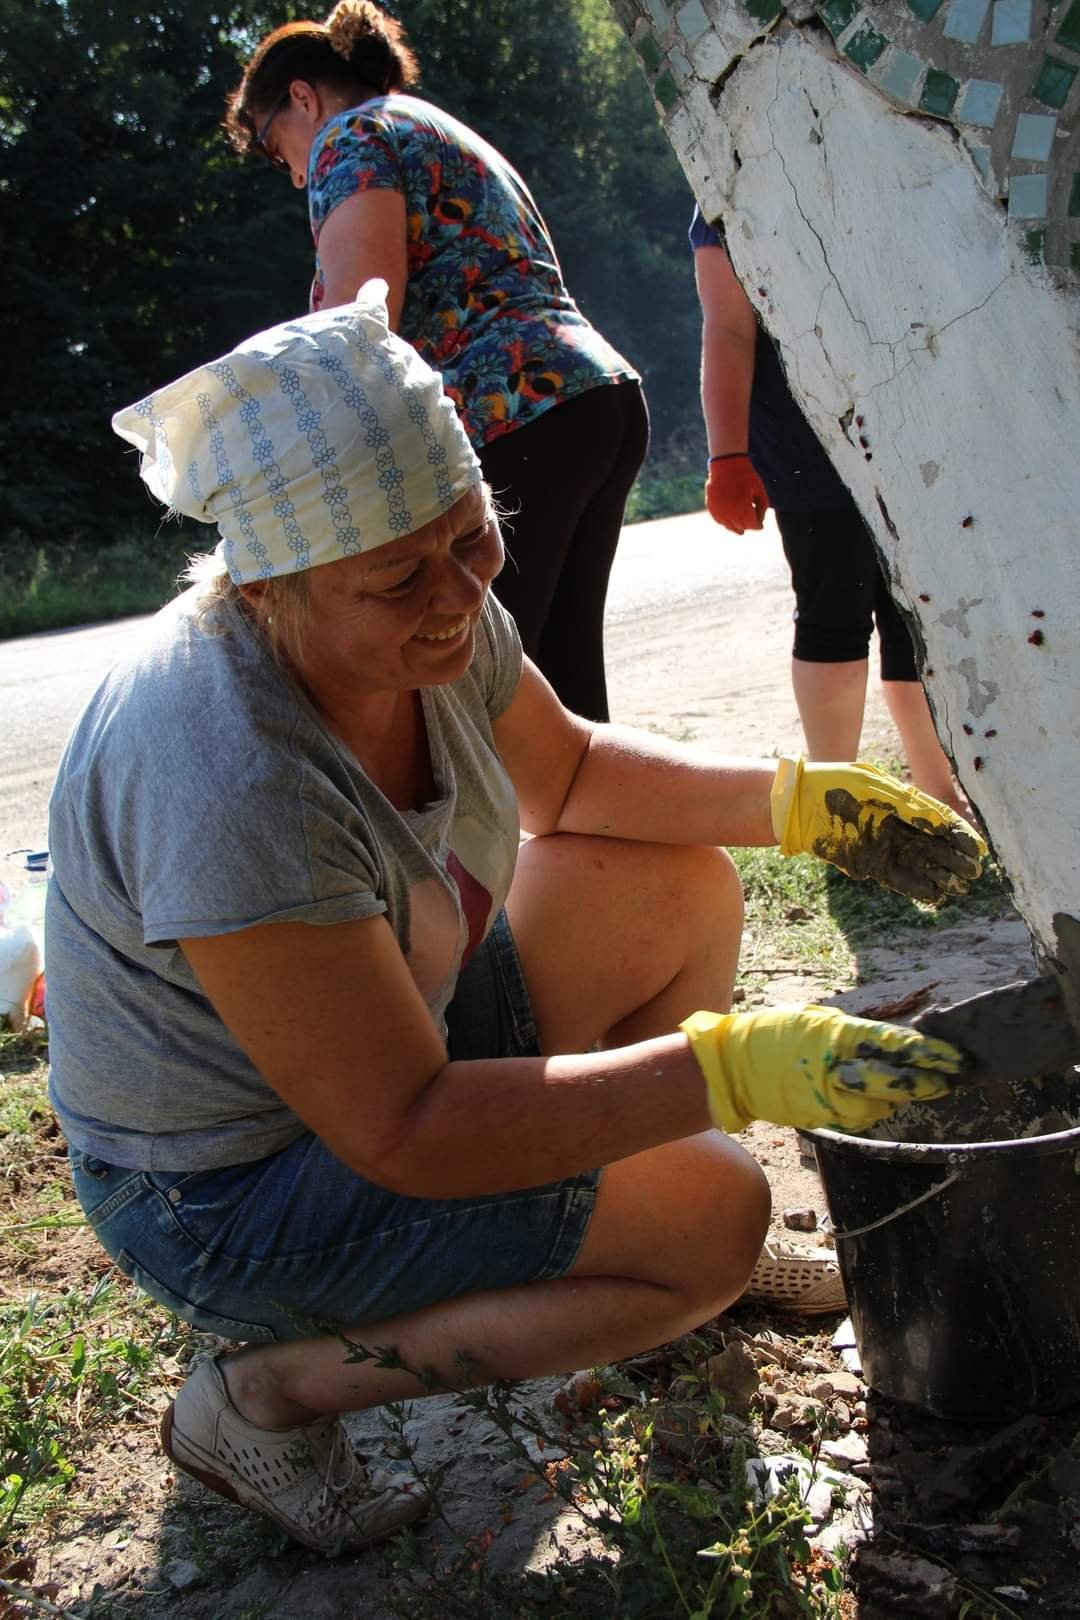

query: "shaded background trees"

left=0, top=0, right=699, bottom=610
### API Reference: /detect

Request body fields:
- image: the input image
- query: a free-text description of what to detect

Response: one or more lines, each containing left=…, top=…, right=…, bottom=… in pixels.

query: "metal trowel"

left=911, top=912, right=1080, bottom=1086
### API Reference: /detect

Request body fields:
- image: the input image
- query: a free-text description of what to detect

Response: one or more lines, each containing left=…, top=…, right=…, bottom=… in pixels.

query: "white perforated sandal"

left=161, top=1356, right=430, bottom=1555
left=741, top=1243, right=848, bottom=1315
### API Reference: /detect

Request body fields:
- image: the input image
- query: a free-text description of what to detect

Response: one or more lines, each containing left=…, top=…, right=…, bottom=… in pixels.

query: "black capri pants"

left=478, top=381, right=650, bottom=722
left=775, top=504, right=919, bottom=682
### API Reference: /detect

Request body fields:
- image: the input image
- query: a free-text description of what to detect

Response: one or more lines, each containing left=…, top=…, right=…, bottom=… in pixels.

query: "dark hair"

left=225, top=0, right=420, bottom=156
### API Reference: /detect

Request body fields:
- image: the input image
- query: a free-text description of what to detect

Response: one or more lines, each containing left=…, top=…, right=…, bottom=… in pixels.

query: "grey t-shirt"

left=46, top=587, right=522, bottom=1170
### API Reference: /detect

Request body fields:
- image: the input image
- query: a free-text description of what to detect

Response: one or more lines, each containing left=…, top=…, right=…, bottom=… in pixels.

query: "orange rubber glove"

left=705, top=454, right=769, bottom=534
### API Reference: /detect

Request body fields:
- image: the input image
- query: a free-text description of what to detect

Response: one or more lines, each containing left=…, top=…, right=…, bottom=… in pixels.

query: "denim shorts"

left=69, top=912, right=601, bottom=1343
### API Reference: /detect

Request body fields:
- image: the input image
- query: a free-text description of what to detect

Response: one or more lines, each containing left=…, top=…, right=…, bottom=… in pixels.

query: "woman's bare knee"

left=569, top=1133, right=770, bottom=1330
left=509, top=834, right=746, bottom=1053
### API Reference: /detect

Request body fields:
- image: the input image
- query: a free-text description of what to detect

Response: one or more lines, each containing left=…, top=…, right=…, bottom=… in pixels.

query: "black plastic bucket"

left=811, top=1096, right=1080, bottom=1420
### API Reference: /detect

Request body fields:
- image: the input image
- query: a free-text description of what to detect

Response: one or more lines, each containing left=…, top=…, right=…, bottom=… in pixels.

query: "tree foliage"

left=0, top=0, right=699, bottom=552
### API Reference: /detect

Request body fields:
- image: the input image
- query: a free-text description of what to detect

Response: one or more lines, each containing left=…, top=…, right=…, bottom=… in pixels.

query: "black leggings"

left=478, top=381, right=650, bottom=721
left=775, top=505, right=919, bottom=682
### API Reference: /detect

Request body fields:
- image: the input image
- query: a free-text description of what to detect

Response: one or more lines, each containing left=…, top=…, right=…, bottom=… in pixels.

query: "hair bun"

left=325, top=0, right=385, bottom=61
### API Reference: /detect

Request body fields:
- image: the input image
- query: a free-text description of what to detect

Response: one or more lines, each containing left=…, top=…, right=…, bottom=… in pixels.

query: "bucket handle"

left=829, top=1169, right=963, bottom=1242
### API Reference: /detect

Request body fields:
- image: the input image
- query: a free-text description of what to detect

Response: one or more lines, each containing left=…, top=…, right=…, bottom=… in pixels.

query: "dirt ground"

left=14, top=549, right=1070, bottom=1618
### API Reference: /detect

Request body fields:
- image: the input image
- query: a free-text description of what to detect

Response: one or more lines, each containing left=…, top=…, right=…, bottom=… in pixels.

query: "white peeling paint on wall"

left=613, top=0, right=1080, bottom=956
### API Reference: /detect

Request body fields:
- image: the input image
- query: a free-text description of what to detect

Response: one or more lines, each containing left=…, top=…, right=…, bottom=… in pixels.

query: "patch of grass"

left=729, top=842, right=1016, bottom=995
left=731, top=848, right=853, bottom=987
left=823, top=858, right=1014, bottom=949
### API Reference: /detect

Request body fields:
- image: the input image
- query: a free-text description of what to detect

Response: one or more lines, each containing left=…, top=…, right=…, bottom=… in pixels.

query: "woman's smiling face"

left=280, top=484, right=504, bottom=702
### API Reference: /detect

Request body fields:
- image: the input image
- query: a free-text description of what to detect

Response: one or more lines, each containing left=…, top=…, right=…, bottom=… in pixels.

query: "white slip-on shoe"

left=161, top=1355, right=430, bottom=1555
left=741, top=1242, right=848, bottom=1315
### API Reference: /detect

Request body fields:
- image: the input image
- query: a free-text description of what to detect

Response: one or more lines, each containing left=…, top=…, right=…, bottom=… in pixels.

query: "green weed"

left=347, top=1342, right=847, bottom=1620
left=0, top=1279, right=181, bottom=1534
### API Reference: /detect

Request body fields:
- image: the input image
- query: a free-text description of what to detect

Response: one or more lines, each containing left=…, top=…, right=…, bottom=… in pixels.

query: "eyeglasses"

left=255, top=91, right=291, bottom=171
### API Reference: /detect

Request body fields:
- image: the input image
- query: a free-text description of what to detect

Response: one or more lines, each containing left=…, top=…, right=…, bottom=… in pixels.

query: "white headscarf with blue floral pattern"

left=111, top=281, right=481, bottom=583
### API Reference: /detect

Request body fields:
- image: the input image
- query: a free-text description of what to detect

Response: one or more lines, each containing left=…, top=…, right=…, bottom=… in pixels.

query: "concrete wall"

left=612, top=0, right=1080, bottom=955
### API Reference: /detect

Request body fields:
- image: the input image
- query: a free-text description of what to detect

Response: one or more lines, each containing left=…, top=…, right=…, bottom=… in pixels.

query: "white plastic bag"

left=0, top=859, right=48, bottom=1029
left=0, top=923, right=43, bottom=1032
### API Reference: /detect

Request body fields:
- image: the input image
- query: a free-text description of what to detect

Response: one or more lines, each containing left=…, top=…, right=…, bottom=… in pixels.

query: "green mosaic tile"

left=1023, top=228, right=1046, bottom=262
left=635, top=29, right=663, bottom=73
left=1072, top=241, right=1080, bottom=269
left=820, top=0, right=860, bottom=34
left=845, top=18, right=889, bottom=66
left=1008, top=172, right=1048, bottom=216
left=876, top=48, right=925, bottom=102
left=653, top=69, right=680, bottom=111
left=1012, top=111, right=1056, bottom=158
left=1031, top=54, right=1078, bottom=105
left=907, top=0, right=945, bottom=21
left=1069, top=171, right=1080, bottom=214
left=1057, top=0, right=1080, bottom=52
left=920, top=67, right=960, bottom=113
left=744, top=0, right=783, bottom=21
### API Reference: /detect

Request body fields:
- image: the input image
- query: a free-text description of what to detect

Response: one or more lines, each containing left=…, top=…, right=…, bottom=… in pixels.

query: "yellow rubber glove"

left=681, top=1004, right=965, bottom=1133
left=770, top=755, right=987, bottom=903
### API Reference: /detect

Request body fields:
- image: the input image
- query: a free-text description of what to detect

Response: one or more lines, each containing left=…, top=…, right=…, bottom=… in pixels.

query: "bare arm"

left=492, top=659, right=777, bottom=847
left=316, top=188, right=408, bottom=324
left=694, top=242, right=758, bottom=458
left=180, top=916, right=710, bottom=1199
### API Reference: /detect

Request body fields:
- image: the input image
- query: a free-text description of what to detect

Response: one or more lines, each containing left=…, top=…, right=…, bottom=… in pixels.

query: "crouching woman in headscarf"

left=45, top=283, right=984, bottom=1555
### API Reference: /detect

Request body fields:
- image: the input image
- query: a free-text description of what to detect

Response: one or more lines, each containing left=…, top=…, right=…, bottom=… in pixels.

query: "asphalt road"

left=0, top=509, right=786, bottom=880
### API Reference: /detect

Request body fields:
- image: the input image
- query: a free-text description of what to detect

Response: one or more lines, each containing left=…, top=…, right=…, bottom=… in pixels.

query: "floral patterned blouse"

left=307, top=95, right=638, bottom=447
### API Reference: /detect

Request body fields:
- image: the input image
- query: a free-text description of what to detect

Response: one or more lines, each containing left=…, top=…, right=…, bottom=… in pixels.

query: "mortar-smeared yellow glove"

left=770, top=756, right=986, bottom=904
left=681, top=1004, right=965, bottom=1133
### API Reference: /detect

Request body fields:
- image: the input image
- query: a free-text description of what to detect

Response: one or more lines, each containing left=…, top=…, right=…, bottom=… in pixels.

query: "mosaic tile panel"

left=615, top=0, right=1080, bottom=271
left=991, top=0, right=1032, bottom=43
left=1008, top=171, right=1049, bottom=213
left=633, top=24, right=663, bottom=71
left=820, top=0, right=861, bottom=33
left=676, top=0, right=713, bottom=40
left=944, top=0, right=991, bottom=41
left=1011, top=110, right=1057, bottom=156
left=1031, top=55, right=1078, bottom=104
left=921, top=64, right=961, bottom=108
left=1056, top=0, right=1080, bottom=50
left=957, top=76, right=1005, bottom=122
left=845, top=18, right=890, bottom=65
left=654, top=67, right=681, bottom=108
left=875, top=46, right=927, bottom=98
